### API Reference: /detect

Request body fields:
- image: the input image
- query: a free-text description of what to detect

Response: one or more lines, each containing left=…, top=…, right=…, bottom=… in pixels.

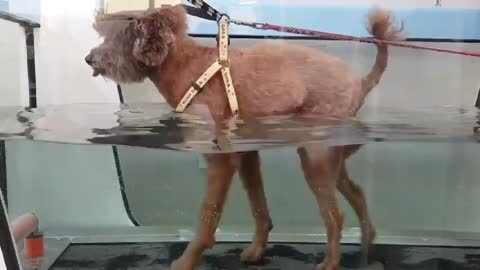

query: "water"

left=0, top=103, right=478, bottom=152
left=2, top=102, right=480, bottom=269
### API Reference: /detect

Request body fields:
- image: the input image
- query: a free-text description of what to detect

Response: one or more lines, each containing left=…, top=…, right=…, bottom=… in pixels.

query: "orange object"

left=11, top=213, right=38, bottom=243
left=24, top=232, right=44, bottom=259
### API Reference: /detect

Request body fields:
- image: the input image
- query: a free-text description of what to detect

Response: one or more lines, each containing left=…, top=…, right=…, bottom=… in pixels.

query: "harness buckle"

left=192, top=82, right=203, bottom=92
left=218, top=59, right=231, bottom=68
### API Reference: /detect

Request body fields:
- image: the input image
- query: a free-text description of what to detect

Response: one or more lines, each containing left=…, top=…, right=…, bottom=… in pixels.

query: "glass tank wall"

left=0, top=0, right=479, bottom=269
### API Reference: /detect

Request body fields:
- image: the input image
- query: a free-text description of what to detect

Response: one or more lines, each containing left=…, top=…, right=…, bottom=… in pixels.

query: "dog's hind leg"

left=239, top=151, right=273, bottom=263
left=336, top=145, right=376, bottom=250
left=298, top=145, right=344, bottom=270
left=337, top=163, right=376, bottom=251
left=171, top=153, right=238, bottom=270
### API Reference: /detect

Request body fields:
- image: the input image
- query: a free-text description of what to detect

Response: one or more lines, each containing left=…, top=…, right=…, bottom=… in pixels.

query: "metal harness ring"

left=218, top=13, right=230, bottom=23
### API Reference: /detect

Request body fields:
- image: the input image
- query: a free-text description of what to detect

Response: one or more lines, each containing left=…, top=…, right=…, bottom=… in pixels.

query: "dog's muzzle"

left=85, top=53, right=104, bottom=77
left=85, top=54, right=93, bottom=65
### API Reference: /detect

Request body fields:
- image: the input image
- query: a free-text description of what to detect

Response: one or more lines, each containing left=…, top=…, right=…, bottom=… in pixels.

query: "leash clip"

left=229, top=19, right=266, bottom=30
left=250, top=22, right=267, bottom=30
left=217, top=13, right=230, bottom=23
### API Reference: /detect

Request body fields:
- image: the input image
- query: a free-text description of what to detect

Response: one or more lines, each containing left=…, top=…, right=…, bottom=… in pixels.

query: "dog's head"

left=85, top=5, right=186, bottom=83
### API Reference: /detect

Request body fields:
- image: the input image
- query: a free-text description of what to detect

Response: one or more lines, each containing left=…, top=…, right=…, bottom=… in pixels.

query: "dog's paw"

left=240, top=244, right=266, bottom=263
left=361, top=225, right=377, bottom=249
left=316, top=262, right=339, bottom=270
left=170, top=258, right=195, bottom=270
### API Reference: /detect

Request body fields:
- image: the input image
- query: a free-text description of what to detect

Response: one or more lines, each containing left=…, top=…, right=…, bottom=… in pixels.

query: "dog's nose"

left=85, top=54, right=93, bottom=65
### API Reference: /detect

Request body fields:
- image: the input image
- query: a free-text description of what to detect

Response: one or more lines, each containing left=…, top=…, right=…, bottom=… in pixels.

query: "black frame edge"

left=113, top=84, right=141, bottom=226
left=475, top=88, right=480, bottom=108
left=0, top=10, right=40, bottom=28
left=25, top=26, right=37, bottom=108
left=189, top=33, right=480, bottom=43
left=0, top=142, right=6, bottom=209
left=112, top=146, right=141, bottom=226
left=0, top=191, right=21, bottom=270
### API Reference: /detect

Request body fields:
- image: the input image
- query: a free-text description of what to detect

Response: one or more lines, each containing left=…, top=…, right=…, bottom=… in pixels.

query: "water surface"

left=0, top=103, right=478, bottom=153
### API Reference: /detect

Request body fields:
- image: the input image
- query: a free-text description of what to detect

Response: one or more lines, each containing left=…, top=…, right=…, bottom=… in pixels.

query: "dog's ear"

left=132, top=6, right=185, bottom=66
left=93, top=9, right=140, bottom=37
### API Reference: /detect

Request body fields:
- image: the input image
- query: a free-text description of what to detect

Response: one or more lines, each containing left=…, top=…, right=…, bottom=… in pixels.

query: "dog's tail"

left=360, top=8, right=403, bottom=97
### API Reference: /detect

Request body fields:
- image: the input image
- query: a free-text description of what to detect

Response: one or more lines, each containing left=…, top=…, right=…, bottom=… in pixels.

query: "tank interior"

left=1, top=0, right=480, bottom=270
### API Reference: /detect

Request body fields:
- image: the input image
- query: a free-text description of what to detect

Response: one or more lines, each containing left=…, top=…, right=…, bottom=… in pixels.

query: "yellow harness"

left=175, top=17, right=239, bottom=116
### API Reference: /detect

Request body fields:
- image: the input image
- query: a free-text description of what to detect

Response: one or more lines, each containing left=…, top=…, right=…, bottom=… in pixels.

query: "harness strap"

left=175, top=61, right=222, bottom=112
left=175, top=17, right=240, bottom=116
left=218, top=19, right=239, bottom=115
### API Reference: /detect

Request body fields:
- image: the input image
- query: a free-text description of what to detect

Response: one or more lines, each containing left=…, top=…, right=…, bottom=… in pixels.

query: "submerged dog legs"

left=298, top=146, right=344, bottom=270
left=337, top=165, right=376, bottom=251
left=171, top=153, right=237, bottom=270
left=239, top=151, right=273, bottom=262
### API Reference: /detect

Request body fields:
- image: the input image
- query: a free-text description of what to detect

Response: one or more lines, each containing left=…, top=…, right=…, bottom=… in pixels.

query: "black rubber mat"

left=49, top=242, right=480, bottom=270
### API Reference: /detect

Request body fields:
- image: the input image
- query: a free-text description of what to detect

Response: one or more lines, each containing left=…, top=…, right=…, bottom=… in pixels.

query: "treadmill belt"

left=49, top=242, right=480, bottom=270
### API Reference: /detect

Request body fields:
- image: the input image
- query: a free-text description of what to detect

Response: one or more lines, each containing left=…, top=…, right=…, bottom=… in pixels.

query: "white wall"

left=0, top=250, right=5, bottom=270
left=34, top=0, right=119, bottom=105
left=0, top=20, right=29, bottom=107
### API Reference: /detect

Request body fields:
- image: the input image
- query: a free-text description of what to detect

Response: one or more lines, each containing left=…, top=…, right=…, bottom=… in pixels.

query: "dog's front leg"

left=171, top=153, right=238, bottom=270
left=239, top=151, right=273, bottom=263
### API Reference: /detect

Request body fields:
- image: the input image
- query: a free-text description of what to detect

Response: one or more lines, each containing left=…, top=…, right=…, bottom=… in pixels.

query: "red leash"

left=230, top=20, right=480, bottom=58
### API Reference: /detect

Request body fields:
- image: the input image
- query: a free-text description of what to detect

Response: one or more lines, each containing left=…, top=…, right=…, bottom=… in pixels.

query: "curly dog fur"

left=86, top=5, right=403, bottom=270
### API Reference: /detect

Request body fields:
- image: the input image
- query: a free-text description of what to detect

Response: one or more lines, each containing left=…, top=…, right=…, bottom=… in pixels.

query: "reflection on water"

left=0, top=103, right=477, bottom=152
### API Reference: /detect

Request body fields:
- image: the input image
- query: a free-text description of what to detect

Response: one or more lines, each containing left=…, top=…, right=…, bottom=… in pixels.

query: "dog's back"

left=229, top=8, right=403, bottom=118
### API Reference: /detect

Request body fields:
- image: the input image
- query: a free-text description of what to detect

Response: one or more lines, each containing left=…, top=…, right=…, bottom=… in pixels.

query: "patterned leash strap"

left=229, top=20, right=480, bottom=58
left=184, top=0, right=224, bottom=21
left=182, top=0, right=480, bottom=58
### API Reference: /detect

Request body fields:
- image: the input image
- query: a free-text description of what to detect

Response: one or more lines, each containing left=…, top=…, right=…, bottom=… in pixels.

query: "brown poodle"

left=86, top=5, right=403, bottom=270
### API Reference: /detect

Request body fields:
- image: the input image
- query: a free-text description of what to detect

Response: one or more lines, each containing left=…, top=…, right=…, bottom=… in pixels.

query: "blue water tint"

left=0, top=1, right=7, bottom=13
left=186, top=3, right=480, bottom=40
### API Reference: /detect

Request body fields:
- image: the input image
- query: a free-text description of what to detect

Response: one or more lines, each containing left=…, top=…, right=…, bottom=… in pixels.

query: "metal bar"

left=116, top=85, right=124, bottom=104
left=188, top=33, right=480, bottom=43
left=0, top=11, right=40, bottom=28
left=112, top=84, right=141, bottom=226
left=474, top=88, right=479, bottom=136
left=0, top=142, right=6, bottom=209
left=25, top=27, right=37, bottom=108
left=475, top=88, right=480, bottom=108
left=0, top=190, right=22, bottom=270
left=0, top=12, right=39, bottom=108
left=112, top=146, right=141, bottom=226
